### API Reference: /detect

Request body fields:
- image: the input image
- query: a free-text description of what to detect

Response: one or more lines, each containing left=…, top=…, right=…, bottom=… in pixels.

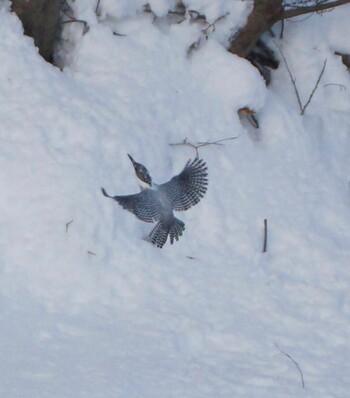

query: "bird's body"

left=102, top=155, right=208, bottom=248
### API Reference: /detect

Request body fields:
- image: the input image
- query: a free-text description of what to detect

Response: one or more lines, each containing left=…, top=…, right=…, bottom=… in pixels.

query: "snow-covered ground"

left=1, top=0, right=350, bottom=396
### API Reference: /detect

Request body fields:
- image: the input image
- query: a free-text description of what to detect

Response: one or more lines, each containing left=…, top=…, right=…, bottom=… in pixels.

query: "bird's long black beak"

left=127, top=153, right=136, bottom=166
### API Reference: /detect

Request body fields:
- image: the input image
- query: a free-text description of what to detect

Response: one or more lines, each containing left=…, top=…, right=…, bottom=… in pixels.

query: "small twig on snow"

left=324, top=83, right=346, bottom=91
left=301, top=59, right=327, bottom=115
left=170, top=136, right=239, bottom=156
left=274, top=343, right=305, bottom=388
left=278, top=48, right=303, bottom=113
left=61, top=10, right=89, bottom=34
left=65, top=219, right=74, bottom=233
left=95, top=0, right=101, bottom=15
left=113, top=32, right=127, bottom=37
left=263, top=219, right=268, bottom=253
left=278, top=47, right=326, bottom=115
left=280, top=20, right=285, bottom=39
left=87, top=251, right=97, bottom=257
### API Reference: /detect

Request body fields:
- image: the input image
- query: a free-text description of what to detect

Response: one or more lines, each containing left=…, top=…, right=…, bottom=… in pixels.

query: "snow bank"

left=0, top=2, right=350, bottom=397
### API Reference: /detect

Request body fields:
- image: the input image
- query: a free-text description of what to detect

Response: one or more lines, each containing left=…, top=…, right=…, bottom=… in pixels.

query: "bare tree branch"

left=282, top=0, right=350, bottom=19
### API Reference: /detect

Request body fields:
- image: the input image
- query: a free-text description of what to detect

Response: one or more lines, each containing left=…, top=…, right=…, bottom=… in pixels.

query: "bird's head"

left=127, top=154, right=152, bottom=189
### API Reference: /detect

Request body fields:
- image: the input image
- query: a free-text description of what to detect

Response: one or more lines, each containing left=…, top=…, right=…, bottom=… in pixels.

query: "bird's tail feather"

left=149, top=218, right=185, bottom=248
left=169, top=218, right=185, bottom=245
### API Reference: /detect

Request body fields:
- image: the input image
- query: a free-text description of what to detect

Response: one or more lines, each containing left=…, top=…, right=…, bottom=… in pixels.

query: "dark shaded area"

left=11, top=0, right=62, bottom=62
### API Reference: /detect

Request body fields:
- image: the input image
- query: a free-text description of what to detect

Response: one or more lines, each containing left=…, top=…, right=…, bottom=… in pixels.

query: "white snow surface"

left=1, top=1, right=350, bottom=396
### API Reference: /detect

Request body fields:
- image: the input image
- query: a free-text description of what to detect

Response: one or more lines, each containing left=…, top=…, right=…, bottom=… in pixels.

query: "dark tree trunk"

left=228, top=0, right=283, bottom=58
left=11, top=0, right=62, bottom=62
left=228, top=0, right=350, bottom=59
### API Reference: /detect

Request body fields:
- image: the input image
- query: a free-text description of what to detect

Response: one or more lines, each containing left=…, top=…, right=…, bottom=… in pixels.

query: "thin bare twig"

left=324, top=83, right=346, bottom=91
left=87, top=251, right=97, bottom=257
left=278, top=48, right=303, bottom=113
left=280, top=20, right=285, bottom=39
left=95, top=0, right=101, bottom=15
left=263, top=219, right=268, bottom=253
left=282, top=0, right=350, bottom=19
left=61, top=9, right=89, bottom=34
left=278, top=47, right=327, bottom=115
left=113, top=32, right=127, bottom=37
left=170, top=136, right=239, bottom=156
left=61, top=19, right=88, bottom=29
left=65, top=219, right=74, bottom=233
left=274, top=343, right=305, bottom=388
left=301, top=59, right=327, bottom=115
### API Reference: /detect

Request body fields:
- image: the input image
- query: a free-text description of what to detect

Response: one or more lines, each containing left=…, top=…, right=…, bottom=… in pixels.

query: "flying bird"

left=102, top=154, right=208, bottom=248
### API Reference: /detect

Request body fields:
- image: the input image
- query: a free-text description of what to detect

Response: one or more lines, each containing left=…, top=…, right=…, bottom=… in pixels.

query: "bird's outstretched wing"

left=101, top=188, right=161, bottom=223
left=159, top=157, right=208, bottom=211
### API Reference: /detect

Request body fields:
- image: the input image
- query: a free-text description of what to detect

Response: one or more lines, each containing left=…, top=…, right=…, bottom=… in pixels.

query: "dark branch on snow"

left=263, top=219, right=268, bottom=253
left=278, top=47, right=327, bottom=115
left=170, top=136, right=239, bottom=156
left=274, top=342, right=305, bottom=388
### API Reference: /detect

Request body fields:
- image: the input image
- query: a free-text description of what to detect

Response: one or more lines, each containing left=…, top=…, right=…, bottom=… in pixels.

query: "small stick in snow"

left=274, top=343, right=305, bottom=388
left=301, top=60, right=327, bottom=115
left=61, top=8, right=89, bottom=35
left=324, top=83, right=346, bottom=91
left=263, top=219, right=268, bottom=253
left=170, top=136, right=239, bottom=156
left=278, top=48, right=303, bottom=113
left=87, top=251, right=97, bottom=257
left=65, top=219, right=74, bottom=233
left=280, top=20, right=284, bottom=39
left=95, top=0, right=101, bottom=15
left=278, top=47, right=327, bottom=115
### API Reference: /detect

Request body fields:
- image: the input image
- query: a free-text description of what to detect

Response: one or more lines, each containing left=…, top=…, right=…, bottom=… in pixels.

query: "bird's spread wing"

left=102, top=188, right=161, bottom=223
left=159, top=157, right=208, bottom=211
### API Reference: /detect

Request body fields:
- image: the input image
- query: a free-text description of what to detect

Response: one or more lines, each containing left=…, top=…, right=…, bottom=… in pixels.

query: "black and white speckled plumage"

left=101, top=156, right=208, bottom=248
left=159, top=157, right=208, bottom=211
